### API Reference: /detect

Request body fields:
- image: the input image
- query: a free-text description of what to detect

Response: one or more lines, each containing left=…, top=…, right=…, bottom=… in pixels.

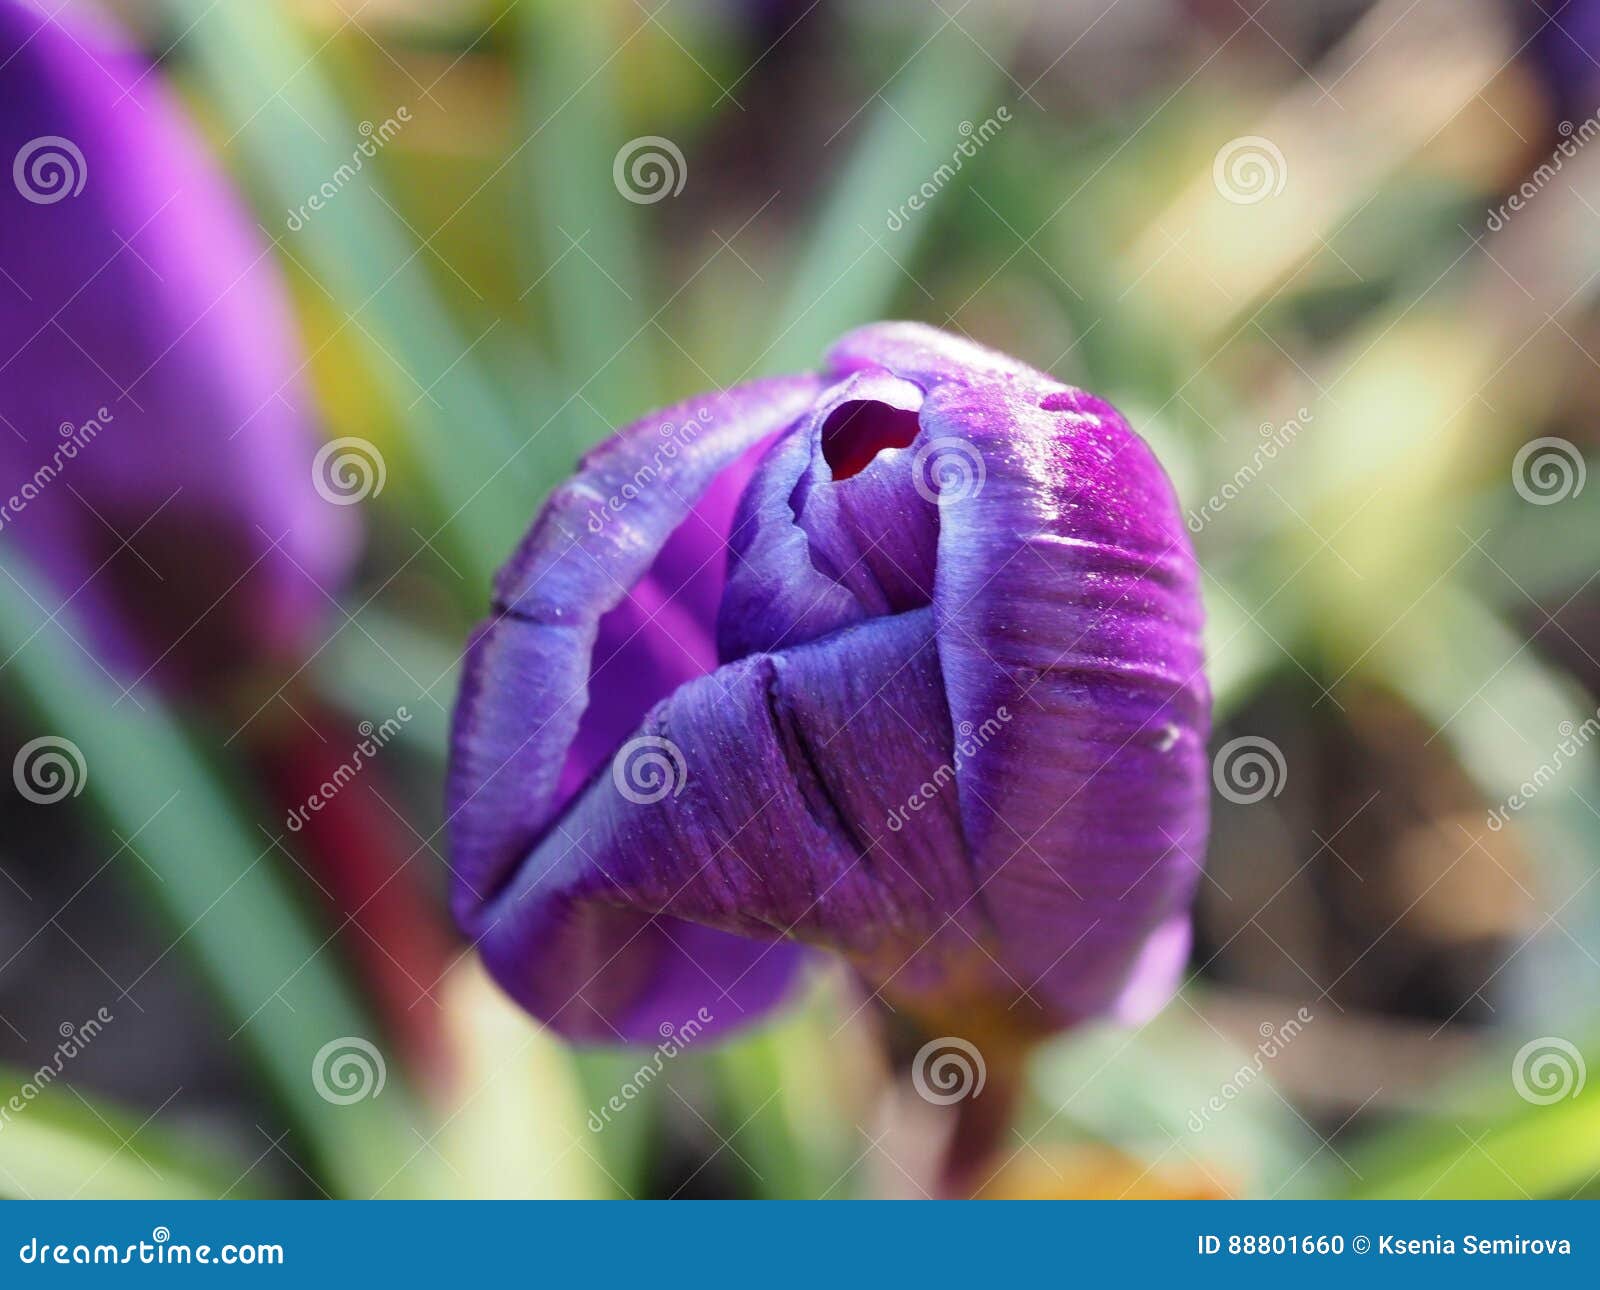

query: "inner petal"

left=719, top=370, right=929, bottom=661
left=555, top=423, right=780, bottom=813
left=820, top=398, right=921, bottom=479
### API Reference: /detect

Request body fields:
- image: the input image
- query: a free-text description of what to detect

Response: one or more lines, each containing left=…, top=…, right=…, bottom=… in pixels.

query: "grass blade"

left=516, top=1, right=658, bottom=462
left=162, top=0, right=531, bottom=593
left=0, top=1065, right=248, bottom=1199
left=762, top=19, right=1013, bottom=372
left=0, top=551, right=428, bottom=1197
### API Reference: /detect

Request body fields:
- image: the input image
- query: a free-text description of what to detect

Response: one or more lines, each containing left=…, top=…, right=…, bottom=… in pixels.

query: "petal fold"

left=448, top=376, right=819, bottom=927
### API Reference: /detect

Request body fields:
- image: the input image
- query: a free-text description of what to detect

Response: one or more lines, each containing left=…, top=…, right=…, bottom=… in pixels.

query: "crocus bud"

left=0, top=0, right=355, bottom=691
left=449, top=323, right=1209, bottom=1044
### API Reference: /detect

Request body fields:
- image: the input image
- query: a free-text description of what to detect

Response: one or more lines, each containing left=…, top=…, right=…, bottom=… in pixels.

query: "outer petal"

left=447, top=376, right=820, bottom=1038
left=825, top=320, right=1037, bottom=387
left=838, top=325, right=1211, bottom=1024
left=0, top=0, right=354, bottom=686
left=475, top=607, right=984, bottom=1040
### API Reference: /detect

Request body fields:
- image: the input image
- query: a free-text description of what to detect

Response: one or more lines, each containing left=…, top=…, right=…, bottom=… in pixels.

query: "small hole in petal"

left=820, top=400, right=920, bottom=480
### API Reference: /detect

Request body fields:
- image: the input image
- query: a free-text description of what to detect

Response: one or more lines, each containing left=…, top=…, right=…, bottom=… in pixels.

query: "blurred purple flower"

left=449, top=323, right=1209, bottom=1044
left=0, top=0, right=355, bottom=691
left=1528, top=0, right=1600, bottom=124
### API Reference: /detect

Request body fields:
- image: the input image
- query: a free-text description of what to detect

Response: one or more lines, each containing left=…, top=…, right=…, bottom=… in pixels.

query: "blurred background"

left=2, top=0, right=1599, bottom=1199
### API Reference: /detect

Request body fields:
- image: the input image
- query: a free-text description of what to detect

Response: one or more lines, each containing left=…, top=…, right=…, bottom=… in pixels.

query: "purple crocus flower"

left=0, top=0, right=354, bottom=690
left=449, top=323, right=1209, bottom=1045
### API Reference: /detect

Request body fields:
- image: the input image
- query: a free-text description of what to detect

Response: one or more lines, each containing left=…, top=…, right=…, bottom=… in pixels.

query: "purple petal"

left=0, top=0, right=354, bottom=686
left=717, top=367, right=929, bottom=660
left=475, top=606, right=973, bottom=1040
left=447, top=378, right=820, bottom=967
left=1526, top=1, right=1600, bottom=122
left=825, top=320, right=1038, bottom=388
left=854, top=330, right=1211, bottom=1024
